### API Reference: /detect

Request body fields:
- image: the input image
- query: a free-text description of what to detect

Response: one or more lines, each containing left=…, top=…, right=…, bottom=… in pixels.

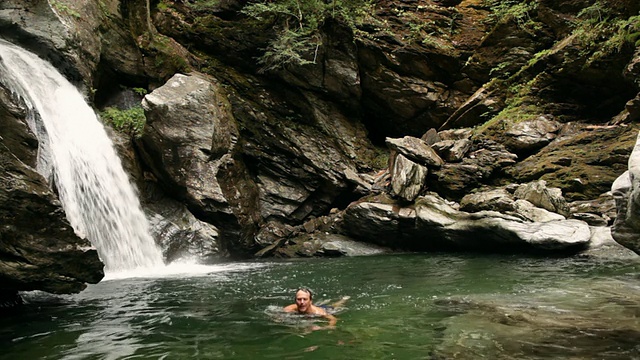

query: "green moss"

left=506, top=124, right=640, bottom=200
left=100, top=106, right=146, bottom=139
left=50, top=0, right=81, bottom=18
left=370, top=147, right=390, bottom=171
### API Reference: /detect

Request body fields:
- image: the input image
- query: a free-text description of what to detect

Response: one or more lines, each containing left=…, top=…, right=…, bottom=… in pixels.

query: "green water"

left=2, top=254, right=639, bottom=359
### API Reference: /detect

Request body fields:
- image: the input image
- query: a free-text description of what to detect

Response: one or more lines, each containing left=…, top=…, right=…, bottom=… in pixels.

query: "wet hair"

left=295, top=288, right=313, bottom=300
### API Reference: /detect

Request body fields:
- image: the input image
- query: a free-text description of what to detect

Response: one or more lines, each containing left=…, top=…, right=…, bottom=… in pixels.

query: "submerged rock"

left=432, top=277, right=640, bottom=359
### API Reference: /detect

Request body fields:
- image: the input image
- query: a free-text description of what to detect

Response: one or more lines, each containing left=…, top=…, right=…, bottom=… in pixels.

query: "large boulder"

left=340, top=193, right=590, bottom=253
left=139, top=72, right=260, bottom=255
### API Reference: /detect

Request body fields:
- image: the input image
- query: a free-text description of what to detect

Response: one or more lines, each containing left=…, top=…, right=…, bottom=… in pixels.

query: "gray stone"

left=390, top=154, right=428, bottom=202
left=340, top=193, right=590, bottom=253
left=432, top=138, right=472, bottom=162
left=504, top=116, right=561, bottom=155
left=386, top=136, right=444, bottom=167
left=514, top=180, right=570, bottom=217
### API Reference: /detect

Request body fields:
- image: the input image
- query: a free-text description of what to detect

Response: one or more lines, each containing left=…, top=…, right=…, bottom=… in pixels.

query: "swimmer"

left=283, top=288, right=350, bottom=329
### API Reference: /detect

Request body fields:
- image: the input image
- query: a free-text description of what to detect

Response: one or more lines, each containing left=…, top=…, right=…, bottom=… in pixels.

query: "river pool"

left=2, top=253, right=639, bottom=359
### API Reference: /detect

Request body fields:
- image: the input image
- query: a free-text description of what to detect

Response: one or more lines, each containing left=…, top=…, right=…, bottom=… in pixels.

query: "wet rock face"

left=139, top=72, right=262, bottom=255
left=0, top=88, right=104, bottom=296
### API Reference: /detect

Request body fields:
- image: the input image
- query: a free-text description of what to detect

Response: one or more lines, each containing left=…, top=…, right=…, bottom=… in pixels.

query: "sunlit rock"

left=503, top=116, right=561, bottom=156
left=341, top=193, right=590, bottom=253
left=611, top=131, right=640, bottom=255
left=390, top=154, right=428, bottom=202
left=514, top=180, right=570, bottom=217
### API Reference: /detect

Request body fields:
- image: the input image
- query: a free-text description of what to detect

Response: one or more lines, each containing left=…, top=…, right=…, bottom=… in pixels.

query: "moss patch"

left=505, top=124, right=639, bottom=200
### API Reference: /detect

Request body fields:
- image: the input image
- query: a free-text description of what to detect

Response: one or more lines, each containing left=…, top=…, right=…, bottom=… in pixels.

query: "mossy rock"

left=505, top=124, right=639, bottom=200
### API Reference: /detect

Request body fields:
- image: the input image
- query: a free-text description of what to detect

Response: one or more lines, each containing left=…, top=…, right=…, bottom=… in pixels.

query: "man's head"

left=294, top=288, right=313, bottom=313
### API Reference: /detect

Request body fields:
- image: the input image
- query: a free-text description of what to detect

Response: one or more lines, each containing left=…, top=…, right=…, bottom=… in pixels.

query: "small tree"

left=241, top=0, right=375, bottom=72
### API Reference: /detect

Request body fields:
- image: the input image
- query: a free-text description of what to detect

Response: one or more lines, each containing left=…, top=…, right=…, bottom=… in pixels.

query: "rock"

left=429, top=142, right=518, bottom=200
left=512, top=199, right=566, bottom=222
left=140, top=72, right=232, bottom=208
left=432, top=138, right=472, bottom=162
left=439, top=86, right=501, bottom=130
left=390, top=154, right=428, bottom=202
left=0, top=1, right=87, bottom=84
left=504, top=116, right=561, bottom=156
left=274, top=232, right=389, bottom=258
left=568, top=192, right=616, bottom=225
left=438, top=128, right=473, bottom=141
left=460, top=188, right=516, bottom=213
left=320, top=235, right=390, bottom=257
left=146, top=197, right=220, bottom=264
left=340, top=193, right=590, bottom=253
left=421, top=128, right=441, bottom=145
left=570, top=212, right=608, bottom=227
left=514, top=180, right=570, bottom=217
left=360, top=47, right=461, bottom=137
left=140, top=72, right=262, bottom=255
left=386, top=136, right=444, bottom=167
left=579, top=226, right=639, bottom=259
left=461, top=188, right=565, bottom=222
left=505, top=124, right=637, bottom=201
left=611, top=131, right=640, bottom=255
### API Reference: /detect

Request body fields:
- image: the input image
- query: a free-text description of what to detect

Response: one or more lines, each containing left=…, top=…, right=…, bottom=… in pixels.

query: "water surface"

left=2, top=254, right=639, bottom=359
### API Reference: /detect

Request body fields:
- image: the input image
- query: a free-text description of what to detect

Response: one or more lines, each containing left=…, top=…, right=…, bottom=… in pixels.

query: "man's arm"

left=324, top=313, right=337, bottom=327
left=283, top=304, right=297, bottom=312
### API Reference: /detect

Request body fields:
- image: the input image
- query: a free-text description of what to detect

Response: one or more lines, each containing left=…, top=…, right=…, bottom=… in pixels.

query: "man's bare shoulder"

left=283, top=304, right=297, bottom=312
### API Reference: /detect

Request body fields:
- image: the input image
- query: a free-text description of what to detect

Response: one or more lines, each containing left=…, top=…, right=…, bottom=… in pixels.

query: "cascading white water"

left=0, top=39, right=164, bottom=272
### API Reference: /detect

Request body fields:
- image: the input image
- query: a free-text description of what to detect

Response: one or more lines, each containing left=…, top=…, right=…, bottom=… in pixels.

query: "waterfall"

left=0, top=39, right=164, bottom=272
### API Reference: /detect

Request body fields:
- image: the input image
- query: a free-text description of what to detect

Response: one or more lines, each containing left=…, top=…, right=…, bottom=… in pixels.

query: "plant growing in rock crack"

left=572, top=1, right=640, bottom=67
left=239, top=0, right=376, bottom=72
left=483, top=0, right=540, bottom=34
left=100, top=107, right=147, bottom=139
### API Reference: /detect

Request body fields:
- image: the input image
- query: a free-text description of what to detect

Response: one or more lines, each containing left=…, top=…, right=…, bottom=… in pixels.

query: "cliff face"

left=1, top=0, right=639, bottom=280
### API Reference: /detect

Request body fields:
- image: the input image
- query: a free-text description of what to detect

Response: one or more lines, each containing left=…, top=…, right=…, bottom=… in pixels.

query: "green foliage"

left=571, top=2, right=640, bottom=67
left=186, top=0, right=220, bottom=11
left=132, top=87, right=148, bottom=96
left=484, top=0, right=539, bottom=32
left=50, top=0, right=81, bottom=18
left=240, top=0, right=375, bottom=72
left=100, top=107, right=146, bottom=139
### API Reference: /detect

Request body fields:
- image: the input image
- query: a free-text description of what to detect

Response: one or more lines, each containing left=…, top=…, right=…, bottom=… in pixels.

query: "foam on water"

left=102, top=260, right=278, bottom=281
left=0, top=40, right=164, bottom=273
